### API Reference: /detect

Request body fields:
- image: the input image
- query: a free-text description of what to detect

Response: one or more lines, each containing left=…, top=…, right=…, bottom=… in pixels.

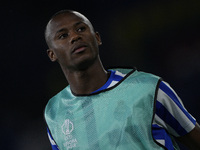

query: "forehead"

left=46, top=12, right=92, bottom=36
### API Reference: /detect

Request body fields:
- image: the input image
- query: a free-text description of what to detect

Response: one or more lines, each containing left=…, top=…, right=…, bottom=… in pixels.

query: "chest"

left=47, top=82, right=158, bottom=149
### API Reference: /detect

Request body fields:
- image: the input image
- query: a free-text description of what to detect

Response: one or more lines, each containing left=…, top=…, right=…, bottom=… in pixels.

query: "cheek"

left=53, top=42, right=70, bottom=56
left=53, top=42, right=68, bottom=50
left=54, top=48, right=70, bottom=63
left=89, top=36, right=99, bottom=50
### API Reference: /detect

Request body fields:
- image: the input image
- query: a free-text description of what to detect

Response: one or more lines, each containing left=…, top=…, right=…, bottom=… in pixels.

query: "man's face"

left=46, top=12, right=102, bottom=71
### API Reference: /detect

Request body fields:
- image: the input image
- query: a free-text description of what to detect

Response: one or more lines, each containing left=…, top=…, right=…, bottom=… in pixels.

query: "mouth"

left=72, top=44, right=87, bottom=54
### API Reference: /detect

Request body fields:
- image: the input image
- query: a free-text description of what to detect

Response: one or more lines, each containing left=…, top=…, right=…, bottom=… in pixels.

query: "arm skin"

left=177, top=123, right=200, bottom=150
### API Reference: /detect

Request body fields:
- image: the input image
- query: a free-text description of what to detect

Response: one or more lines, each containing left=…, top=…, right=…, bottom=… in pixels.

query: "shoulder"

left=111, top=68, right=161, bottom=81
left=130, top=70, right=161, bottom=86
left=45, top=85, right=70, bottom=114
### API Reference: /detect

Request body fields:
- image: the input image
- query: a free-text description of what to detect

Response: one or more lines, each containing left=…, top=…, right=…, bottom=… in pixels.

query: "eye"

left=77, top=26, right=86, bottom=32
left=59, top=33, right=68, bottom=39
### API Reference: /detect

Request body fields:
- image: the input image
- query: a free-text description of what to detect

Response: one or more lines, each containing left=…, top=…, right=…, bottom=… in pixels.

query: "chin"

left=74, top=55, right=98, bottom=71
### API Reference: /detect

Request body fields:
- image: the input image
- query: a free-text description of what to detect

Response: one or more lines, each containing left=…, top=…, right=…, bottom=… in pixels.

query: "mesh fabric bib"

left=45, top=69, right=166, bottom=150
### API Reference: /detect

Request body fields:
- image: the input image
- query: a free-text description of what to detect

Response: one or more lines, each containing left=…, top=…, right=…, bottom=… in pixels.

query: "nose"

left=70, top=31, right=81, bottom=44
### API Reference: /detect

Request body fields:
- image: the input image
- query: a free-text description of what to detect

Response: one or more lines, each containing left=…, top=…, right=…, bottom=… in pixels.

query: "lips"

left=72, top=44, right=87, bottom=54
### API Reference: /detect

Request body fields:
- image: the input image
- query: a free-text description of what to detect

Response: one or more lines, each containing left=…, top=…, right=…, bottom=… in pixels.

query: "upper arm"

left=155, top=81, right=196, bottom=136
left=47, top=127, right=60, bottom=150
left=177, top=123, right=200, bottom=150
left=154, top=81, right=198, bottom=149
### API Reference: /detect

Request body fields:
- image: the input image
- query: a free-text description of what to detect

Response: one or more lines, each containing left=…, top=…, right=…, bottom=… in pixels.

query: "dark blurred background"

left=1, top=0, right=200, bottom=149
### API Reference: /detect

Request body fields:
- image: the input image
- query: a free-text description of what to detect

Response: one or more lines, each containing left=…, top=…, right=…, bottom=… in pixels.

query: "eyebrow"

left=55, top=21, right=86, bottom=37
left=74, top=21, right=84, bottom=27
left=55, top=28, right=67, bottom=35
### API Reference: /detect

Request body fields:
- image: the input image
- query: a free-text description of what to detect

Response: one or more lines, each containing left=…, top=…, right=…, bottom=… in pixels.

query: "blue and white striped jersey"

left=47, top=70, right=196, bottom=150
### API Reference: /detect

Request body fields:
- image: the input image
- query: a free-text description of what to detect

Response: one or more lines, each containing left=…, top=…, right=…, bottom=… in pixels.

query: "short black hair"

left=49, top=9, right=74, bottom=21
left=44, top=9, right=94, bottom=48
left=44, top=9, right=74, bottom=45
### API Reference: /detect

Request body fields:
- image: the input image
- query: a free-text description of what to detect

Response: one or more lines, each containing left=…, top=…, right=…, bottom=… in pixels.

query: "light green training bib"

left=45, top=69, right=169, bottom=150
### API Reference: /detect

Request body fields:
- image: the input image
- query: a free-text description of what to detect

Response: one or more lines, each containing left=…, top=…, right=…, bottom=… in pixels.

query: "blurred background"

left=1, top=0, right=200, bottom=149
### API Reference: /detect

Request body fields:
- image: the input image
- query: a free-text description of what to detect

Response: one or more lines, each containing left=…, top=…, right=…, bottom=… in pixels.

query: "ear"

left=47, top=49, right=57, bottom=62
left=95, top=32, right=102, bottom=46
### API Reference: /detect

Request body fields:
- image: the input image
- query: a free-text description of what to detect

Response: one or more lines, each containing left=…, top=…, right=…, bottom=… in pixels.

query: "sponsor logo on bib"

left=62, top=119, right=78, bottom=149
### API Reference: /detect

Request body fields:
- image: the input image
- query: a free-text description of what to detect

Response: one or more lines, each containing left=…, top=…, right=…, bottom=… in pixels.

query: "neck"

left=62, top=58, right=108, bottom=95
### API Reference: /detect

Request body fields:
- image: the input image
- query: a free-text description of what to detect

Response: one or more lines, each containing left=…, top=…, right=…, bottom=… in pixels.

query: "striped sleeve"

left=47, top=128, right=60, bottom=150
left=154, top=81, right=196, bottom=137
